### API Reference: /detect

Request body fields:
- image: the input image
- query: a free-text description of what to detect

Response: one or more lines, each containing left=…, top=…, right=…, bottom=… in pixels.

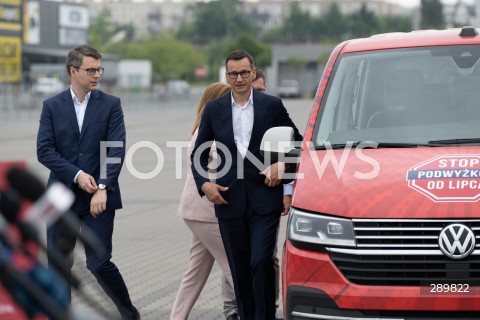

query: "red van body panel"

left=293, top=147, right=480, bottom=219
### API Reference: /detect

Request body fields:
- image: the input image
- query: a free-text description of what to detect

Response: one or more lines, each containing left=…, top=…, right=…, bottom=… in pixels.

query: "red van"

left=262, top=27, right=480, bottom=320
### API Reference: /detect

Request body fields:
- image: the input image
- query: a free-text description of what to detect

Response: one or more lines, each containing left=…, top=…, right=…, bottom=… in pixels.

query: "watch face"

left=99, top=184, right=106, bottom=190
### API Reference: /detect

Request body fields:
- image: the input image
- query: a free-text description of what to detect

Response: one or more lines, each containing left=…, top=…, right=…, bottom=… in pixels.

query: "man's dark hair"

left=66, top=45, right=102, bottom=76
left=254, top=67, right=265, bottom=81
left=225, top=50, right=254, bottom=70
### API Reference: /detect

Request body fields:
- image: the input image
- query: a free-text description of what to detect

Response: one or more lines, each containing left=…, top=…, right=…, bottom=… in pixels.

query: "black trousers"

left=218, top=207, right=280, bottom=320
left=46, top=210, right=135, bottom=318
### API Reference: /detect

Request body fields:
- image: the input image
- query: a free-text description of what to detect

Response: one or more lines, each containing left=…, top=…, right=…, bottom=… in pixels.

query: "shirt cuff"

left=283, top=181, right=293, bottom=196
left=74, top=170, right=83, bottom=183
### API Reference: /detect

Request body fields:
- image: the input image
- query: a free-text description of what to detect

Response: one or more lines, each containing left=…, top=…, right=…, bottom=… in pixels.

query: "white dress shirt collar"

left=70, top=87, right=91, bottom=104
left=70, top=87, right=91, bottom=132
left=230, top=88, right=254, bottom=108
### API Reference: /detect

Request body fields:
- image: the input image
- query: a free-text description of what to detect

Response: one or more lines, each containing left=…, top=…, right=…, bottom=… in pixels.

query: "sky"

left=385, top=0, right=475, bottom=8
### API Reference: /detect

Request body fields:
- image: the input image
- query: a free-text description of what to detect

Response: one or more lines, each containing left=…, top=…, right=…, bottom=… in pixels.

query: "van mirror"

left=260, top=126, right=299, bottom=161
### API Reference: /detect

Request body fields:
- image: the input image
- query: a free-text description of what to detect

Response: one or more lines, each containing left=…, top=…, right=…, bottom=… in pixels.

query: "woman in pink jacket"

left=170, top=82, right=238, bottom=320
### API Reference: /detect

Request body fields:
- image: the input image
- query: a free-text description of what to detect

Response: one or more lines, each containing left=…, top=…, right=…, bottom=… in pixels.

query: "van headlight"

left=288, top=208, right=356, bottom=247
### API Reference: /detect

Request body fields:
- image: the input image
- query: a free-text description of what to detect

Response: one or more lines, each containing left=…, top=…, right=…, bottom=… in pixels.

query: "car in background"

left=32, top=77, right=64, bottom=96
left=277, top=79, right=301, bottom=98
left=166, top=80, right=190, bottom=95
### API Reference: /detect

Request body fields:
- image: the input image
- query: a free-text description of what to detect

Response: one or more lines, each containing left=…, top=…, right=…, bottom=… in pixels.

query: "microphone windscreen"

left=6, top=167, right=46, bottom=202
left=0, top=191, right=20, bottom=222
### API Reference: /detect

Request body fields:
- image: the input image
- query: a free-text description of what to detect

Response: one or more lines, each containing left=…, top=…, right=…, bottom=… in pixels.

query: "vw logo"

left=438, top=224, right=476, bottom=259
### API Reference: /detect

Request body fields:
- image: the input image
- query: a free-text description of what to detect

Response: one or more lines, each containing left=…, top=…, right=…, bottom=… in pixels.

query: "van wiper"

left=314, top=142, right=361, bottom=150
left=314, top=142, right=433, bottom=150
left=427, top=138, right=480, bottom=145
left=376, top=142, right=434, bottom=148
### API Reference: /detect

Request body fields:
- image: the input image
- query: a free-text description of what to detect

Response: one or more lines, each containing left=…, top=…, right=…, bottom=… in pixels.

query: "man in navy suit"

left=36, top=45, right=139, bottom=320
left=191, top=50, right=302, bottom=320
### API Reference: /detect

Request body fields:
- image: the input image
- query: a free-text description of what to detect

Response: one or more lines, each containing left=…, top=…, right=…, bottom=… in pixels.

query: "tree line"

left=89, top=0, right=445, bottom=84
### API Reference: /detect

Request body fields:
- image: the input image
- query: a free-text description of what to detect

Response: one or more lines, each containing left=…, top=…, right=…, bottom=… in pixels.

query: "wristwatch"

left=98, top=184, right=107, bottom=190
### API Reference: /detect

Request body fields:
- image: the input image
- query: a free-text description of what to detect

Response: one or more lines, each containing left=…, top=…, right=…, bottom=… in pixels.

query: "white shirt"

left=71, top=87, right=91, bottom=183
left=231, top=89, right=254, bottom=158
left=70, top=87, right=91, bottom=133
left=230, top=89, right=292, bottom=197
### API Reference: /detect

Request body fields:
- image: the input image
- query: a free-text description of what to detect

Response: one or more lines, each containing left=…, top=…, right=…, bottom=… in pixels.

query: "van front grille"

left=328, top=219, right=480, bottom=286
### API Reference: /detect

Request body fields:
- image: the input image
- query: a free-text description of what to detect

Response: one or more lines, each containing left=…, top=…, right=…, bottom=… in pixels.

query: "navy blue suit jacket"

left=37, top=89, right=125, bottom=215
left=191, top=90, right=302, bottom=219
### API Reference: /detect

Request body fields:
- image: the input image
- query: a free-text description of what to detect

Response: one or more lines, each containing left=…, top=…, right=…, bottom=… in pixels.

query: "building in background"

left=21, top=1, right=124, bottom=89
left=117, top=60, right=152, bottom=90
left=23, top=0, right=90, bottom=81
left=243, top=0, right=407, bottom=31
left=88, top=0, right=185, bottom=37
left=4, top=0, right=479, bottom=98
left=86, top=0, right=408, bottom=39
left=269, top=43, right=334, bottom=97
left=443, top=1, right=477, bottom=27
left=0, top=0, right=23, bottom=84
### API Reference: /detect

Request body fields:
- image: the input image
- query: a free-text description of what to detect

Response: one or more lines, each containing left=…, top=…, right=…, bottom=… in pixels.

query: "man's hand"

left=260, top=162, right=286, bottom=187
left=282, top=195, right=292, bottom=216
left=90, top=189, right=107, bottom=218
left=201, top=182, right=229, bottom=205
left=77, top=172, right=98, bottom=193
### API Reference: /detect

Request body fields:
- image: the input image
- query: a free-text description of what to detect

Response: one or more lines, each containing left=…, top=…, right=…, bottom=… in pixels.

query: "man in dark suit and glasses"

left=191, top=50, right=302, bottom=320
left=36, top=45, right=139, bottom=320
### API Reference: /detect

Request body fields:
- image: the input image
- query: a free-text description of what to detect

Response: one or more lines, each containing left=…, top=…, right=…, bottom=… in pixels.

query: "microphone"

left=0, top=209, right=17, bottom=252
left=0, top=248, right=71, bottom=320
left=6, top=167, right=105, bottom=259
left=0, top=189, right=20, bottom=224
left=0, top=209, right=71, bottom=320
left=0, top=189, right=81, bottom=288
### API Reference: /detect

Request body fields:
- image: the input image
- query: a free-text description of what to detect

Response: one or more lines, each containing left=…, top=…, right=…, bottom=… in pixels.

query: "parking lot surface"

left=0, top=92, right=312, bottom=319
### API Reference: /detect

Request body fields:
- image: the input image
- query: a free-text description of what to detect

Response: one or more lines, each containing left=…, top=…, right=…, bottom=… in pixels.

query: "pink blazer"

left=177, top=130, right=217, bottom=223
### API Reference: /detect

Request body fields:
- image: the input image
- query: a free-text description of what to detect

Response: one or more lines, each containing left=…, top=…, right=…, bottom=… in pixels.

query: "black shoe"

left=132, top=306, right=141, bottom=320
left=122, top=306, right=140, bottom=320
left=226, top=313, right=239, bottom=320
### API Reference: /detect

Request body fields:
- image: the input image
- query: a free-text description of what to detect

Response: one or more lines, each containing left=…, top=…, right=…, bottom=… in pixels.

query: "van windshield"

left=313, top=45, right=480, bottom=147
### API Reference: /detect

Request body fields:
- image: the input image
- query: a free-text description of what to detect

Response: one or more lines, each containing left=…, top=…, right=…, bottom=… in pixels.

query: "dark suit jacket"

left=191, top=90, right=302, bottom=219
left=37, top=89, right=125, bottom=214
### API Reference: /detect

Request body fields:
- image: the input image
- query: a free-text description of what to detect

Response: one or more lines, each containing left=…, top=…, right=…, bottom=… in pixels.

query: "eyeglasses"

left=76, top=67, right=104, bottom=76
left=226, top=70, right=251, bottom=79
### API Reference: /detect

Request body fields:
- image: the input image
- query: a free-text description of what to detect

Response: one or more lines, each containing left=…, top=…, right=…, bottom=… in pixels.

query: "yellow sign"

left=0, top=0, right=22, bottom=32
left=0, top=36, right=21, bottom=82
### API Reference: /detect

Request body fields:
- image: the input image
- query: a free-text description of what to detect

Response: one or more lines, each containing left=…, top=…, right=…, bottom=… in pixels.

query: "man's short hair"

left=66, top=45, right=102, bottom=76
left=254, top=68, right=266, bottom=81
left=225, top=50, right=254, bottom=69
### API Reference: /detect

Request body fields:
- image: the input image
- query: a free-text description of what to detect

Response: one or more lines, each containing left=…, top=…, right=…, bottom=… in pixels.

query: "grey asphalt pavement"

left=0, top=92, right=313, bottom=320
